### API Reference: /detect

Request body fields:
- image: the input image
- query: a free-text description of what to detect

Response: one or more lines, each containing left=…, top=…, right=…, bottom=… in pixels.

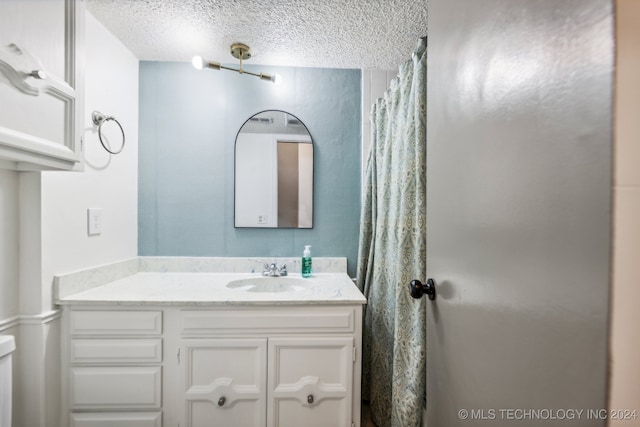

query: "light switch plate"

left=87, top=208, right=102, bottom=235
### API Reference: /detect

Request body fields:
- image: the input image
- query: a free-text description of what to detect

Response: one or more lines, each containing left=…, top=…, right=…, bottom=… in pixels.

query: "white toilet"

left=0, top=335, right=15, bottom=427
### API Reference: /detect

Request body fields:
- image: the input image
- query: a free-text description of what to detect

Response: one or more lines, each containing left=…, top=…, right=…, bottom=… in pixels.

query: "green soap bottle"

left=301, top=245, right=312, bottom=278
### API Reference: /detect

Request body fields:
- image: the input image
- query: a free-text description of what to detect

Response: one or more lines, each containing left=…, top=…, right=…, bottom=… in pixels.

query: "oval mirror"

left=234, top=110, right=314, bottom=228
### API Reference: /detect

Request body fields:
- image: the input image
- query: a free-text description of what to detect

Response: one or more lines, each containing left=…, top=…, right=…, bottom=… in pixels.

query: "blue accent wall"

left=138, top=62, right=361, bottom=276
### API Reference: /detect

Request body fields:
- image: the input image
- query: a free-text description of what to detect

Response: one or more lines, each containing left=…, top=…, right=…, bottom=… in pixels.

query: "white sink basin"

left=226, top=277, right=308, bottom=293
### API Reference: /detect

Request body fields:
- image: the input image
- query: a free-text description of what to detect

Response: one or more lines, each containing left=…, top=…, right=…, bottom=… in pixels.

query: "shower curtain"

left=357, top=37, right=427, bottom=427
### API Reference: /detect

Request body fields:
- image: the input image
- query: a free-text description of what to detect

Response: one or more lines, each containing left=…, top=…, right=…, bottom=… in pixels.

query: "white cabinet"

left=63, top=305, right=363, bottom=427
left=179, top=337, right=355, bottom=427
left=0, top=0, right=84, bottom=170
left=267, top=337, right=354, bottom=427
left=70, top=413, right=162, bottom=427
left=178, top=307, right=360, bottom=427
left=181, top=338, right=267, bottom=427
left=71, top=366, right=162, bottom=410
left=65, top=310, right=164, bottom=427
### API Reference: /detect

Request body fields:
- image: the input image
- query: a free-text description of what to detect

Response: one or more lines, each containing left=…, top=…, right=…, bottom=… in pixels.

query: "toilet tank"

left=0, top=335, right=16, bottom=427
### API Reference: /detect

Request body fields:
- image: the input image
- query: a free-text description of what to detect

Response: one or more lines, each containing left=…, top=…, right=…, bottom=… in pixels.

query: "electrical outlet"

left=87, top=208, right=102, bottom=235
left=257, top=214, right=268, bottom=225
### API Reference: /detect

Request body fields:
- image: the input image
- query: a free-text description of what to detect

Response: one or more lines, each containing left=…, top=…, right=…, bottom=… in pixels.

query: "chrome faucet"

left=266, top=262, right=283, bottom=277
left=250, top=259, right=296, bottom=277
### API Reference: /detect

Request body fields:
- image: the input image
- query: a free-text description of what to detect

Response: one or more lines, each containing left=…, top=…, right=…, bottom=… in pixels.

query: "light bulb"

left=273, top=74, right=283, bottom=85
left=192, top=56, right=205, bottom=70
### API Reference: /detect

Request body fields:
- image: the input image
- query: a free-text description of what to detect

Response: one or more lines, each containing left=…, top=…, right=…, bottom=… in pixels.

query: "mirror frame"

left=233, top=110, right=314, bottom=229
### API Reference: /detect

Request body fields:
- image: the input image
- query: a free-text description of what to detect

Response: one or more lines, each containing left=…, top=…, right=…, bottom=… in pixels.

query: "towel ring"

left=92, top=111, right=125, bottom=154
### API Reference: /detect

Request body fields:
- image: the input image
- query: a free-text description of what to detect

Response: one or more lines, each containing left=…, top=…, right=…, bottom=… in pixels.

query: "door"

left=180, top=338, right=267, bottom=427
left=425, top=0, right=613, bottom=426
left=267, top=337, right=354, bottom=427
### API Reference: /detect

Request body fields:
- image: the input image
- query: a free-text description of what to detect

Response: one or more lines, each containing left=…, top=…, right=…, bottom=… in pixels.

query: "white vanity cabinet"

left=65, top=309, right=164, bottom=427
left=180, top=338, right=267, bottom=426
left=266, top=336, right=355, bottom=427
left=178, top=306, right=360, bottom=427
left=62, top=304, right=363, bottom=427
left=0, top=0, right=84, bottom=170
left=181, top=336, right=354, bottom=427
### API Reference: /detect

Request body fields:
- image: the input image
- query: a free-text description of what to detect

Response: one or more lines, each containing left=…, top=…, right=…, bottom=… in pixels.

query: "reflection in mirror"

left=235, top=110, right=313, bottom=228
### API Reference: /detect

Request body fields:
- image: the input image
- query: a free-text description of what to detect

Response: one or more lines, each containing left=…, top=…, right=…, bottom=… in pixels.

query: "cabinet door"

left=268, top=337, right=354, bottom=427
left=181, top=338, right=267, bottom=427
left=0, top=0, right=83, bottom=170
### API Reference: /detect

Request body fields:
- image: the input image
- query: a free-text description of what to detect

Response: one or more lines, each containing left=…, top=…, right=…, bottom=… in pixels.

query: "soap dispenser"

left=301, top=245, right=312, bottom=278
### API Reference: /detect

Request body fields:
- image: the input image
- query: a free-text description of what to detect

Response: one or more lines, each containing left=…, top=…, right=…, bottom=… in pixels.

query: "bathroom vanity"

left=55, top=260, right=366, bottom=427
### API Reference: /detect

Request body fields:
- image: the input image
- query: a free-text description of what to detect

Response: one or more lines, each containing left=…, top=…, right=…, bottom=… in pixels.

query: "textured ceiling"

left=86, top=0, right=428, bottom=70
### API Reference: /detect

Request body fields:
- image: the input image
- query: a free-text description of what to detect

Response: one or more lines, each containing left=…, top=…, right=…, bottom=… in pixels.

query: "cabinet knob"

left=218, top=396, right=226, bottom=407
left=29, top=70, right=46, bottom=80
left=307, top=394, right=314, bottom=404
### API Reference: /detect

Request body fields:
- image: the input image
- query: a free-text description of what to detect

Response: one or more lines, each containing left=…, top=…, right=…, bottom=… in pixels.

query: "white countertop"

left=56, top=272, right=366, bottom=306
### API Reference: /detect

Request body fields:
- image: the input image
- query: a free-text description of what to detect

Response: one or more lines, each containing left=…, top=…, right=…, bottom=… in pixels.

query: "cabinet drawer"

left=180, top=307, right=355, bottom=336
left=71, top=339, right=162, bottom=364
left=70, top=412, right=161, bottom=427
left=70, top=311, right=162, bottom=336
left=71, top=366, right=161, bottom=410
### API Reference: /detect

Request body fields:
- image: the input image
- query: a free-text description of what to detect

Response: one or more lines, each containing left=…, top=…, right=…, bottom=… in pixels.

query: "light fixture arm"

left=193, top=42, right=280, bottom=84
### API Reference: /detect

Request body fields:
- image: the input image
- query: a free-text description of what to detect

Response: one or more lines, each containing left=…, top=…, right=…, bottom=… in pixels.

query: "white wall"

left=297, top=143, right=313, bottom=228
left=40, top=11, right=139, bottom=309
left=609, top=0, right=640, bottom=422
left=9, top=10, right=139, bottom=427
left=235, top=132, right=277, bottom=227
left=0, top=170, right=19, bottom=322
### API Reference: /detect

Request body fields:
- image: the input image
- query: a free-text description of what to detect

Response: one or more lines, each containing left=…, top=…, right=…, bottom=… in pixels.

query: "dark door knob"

left=409, top=279, right=436, bottom=300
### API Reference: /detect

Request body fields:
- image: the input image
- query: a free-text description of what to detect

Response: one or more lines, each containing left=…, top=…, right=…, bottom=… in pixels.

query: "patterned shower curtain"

left=357, top=37, right=427, bottom=427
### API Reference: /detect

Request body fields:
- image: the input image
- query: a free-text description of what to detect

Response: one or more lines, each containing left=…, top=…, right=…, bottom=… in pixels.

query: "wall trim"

left=0, top=309, right=62, bottom=333
left=0, top=315, right=19, bottom=333
left=19, top=309, right=62, bottom=325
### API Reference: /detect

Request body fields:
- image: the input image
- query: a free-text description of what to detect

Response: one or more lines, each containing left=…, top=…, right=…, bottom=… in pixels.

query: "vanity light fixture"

left=192, top=43, right=281, bottom=84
